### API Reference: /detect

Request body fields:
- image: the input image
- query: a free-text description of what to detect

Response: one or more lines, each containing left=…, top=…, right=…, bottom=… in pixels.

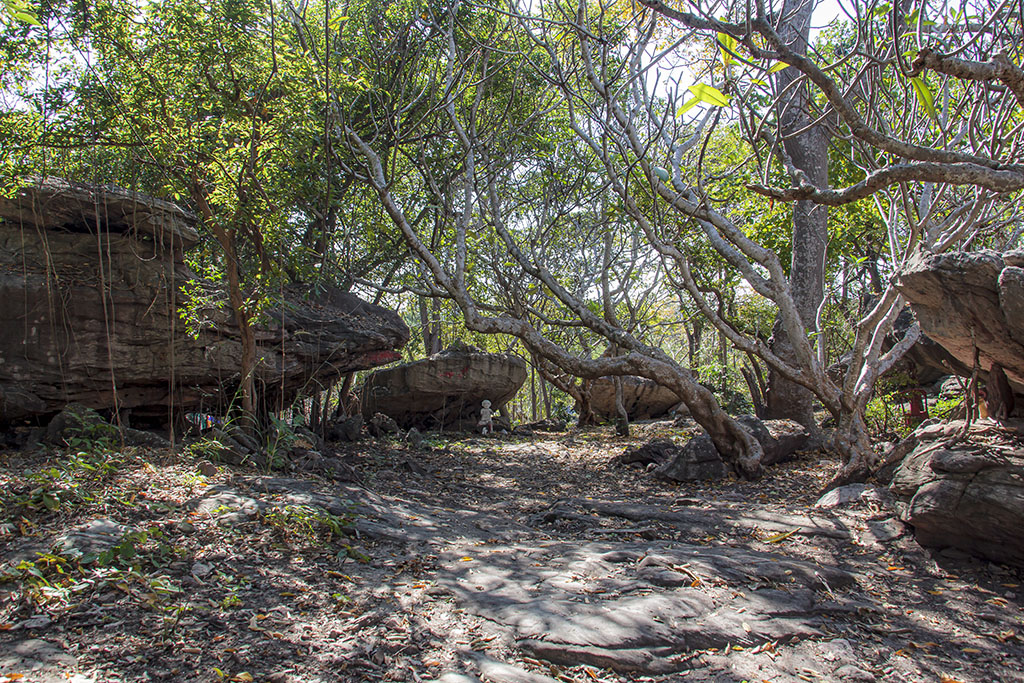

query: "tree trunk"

left=541, top=377, right=551, bottom=418
left=576, top=379, right=599, bottom=426
left=764, top=0, right=829, bottom=435
left=310, top=388, right=323, bottom=435
left=829, top=409, right=873, bottom=488
left=613, top=374, right=629, bottom=436
left=190, top=188, right=258, bottom=432
left=685, top=326, right=696, bottom=368
left=418, top=297, right=443, bottom=356
left=741, top=364, right=766, bottom=418
left=530, top=365, right=538, bottom=421
left=675, top=372, right=763, bottom=479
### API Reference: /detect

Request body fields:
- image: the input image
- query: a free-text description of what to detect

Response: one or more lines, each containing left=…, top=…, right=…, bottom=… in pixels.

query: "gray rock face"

left=328, top=415, right=363, bottom=442
left=735, top=415, right=809, bottom=465
left=652, top=416, right=809, bottom=481
left=0, top=178, right=409, bottom=423
left=55, top=519, right=130, bottom=560
left=653, top=435, right=730, bottom=481
left=613, top=438, right=678, bottom=468
left=897, top=249, right=1024, bottom=398
left=361, top=342, right=527, bottom=429
left=368, top=412, right=400, bottom=437
left=436, top=541, right=853, bottom=674
left=44, top=402, right=171, bottom=449
left=890, top=420, right=1024, bottom=567
left=588, top=376, right=684, bottom=420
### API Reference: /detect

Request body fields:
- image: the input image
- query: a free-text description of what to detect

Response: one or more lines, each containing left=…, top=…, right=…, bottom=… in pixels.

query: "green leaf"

left=767, top=61, right=790, bottom=74
left=911, top=76, right=938, bottom=120
left=677, top=97, right=700, bottom=116
left=12, top=10, right=41, bottom=25
left=687, top=84, right=730, bottom=107
left=717, top=32, right=737, bottom=67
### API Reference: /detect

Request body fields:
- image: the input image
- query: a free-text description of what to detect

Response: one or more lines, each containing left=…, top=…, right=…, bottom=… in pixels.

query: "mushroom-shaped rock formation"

left=0, top=177, right=409, bottom=424
left=897, top=249, right=1024, bottom=399
left=588, top=376, right=685, bottom=421
left=360, top=342, right=527, bottom=430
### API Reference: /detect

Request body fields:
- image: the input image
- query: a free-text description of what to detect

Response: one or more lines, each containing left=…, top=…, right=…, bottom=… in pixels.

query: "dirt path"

left=2, top=425, right=1022, bottom=682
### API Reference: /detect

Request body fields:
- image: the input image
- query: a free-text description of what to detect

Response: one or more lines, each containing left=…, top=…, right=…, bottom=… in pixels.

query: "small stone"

left=176, top=521, right=196, bottom=534
left=0, top=638, right=77, bottom=670
left=832, top=664, right=875, bottom=682
left=56, top=519, right=128, bottom=558
left=435, top=675, right=479, bottom=683
left=814, top=483, right=870, bottom=509
left=198, top=461, right=218, bottom=477
left=20, top=616, right=52, bottom=630
left=191, top=562, right=213, bottom=578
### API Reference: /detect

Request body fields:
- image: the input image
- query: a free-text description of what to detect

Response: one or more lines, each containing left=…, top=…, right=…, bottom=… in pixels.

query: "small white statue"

left=478, top=399, right=494, bottom=434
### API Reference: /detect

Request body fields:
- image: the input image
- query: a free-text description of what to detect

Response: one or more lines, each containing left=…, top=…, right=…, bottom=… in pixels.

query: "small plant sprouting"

left=260, top=503, right=354, bottom=547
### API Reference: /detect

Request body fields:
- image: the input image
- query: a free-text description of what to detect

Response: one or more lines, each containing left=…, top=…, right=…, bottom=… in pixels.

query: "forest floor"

left=1, top=421, right=1022, bottom=683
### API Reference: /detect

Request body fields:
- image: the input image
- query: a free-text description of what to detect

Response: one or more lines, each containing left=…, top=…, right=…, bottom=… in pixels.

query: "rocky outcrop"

left=897, top=249, right=1024, bottom=398
left=620, top=417, right=809, bottom=482
left=360, top=342, right=527, bottom=430
left=889, top=420, right=1024, bottom=568
left=588, top=376, right=684, bottom=420
left=734, top=415, right=809, bottom=466
left=651, top=436, right=730, bottom=481
left=0, top=178, right=409, bottom=423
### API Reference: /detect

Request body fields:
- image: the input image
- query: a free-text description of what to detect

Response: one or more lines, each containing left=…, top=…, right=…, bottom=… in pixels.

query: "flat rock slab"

left=0, top=638, right=77, bottom=672
left=184, top=475, right=532, bottom=546
left=54, top=519, right=130, bottom=559
left=559, top=498, right=853, bottom=540
left=435, top=541, right=853, bottom=673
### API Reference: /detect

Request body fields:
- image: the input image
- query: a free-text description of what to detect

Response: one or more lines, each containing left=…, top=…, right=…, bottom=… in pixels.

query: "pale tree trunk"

left=577, top=379, right=598, bottom=426
left=531, top=366, right=538, bottom=421
left=764, top=0, right=829, bottom=438
left=831, top=409, right=873, bottom=486
left=613, top=374, right=629, bottom=436
left=418, top=296, right=442, bottom=356
left=604, top=234, right=630, bottom=437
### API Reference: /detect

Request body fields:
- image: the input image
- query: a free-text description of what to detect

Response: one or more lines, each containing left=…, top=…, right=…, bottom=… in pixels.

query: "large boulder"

left=360, top=342, right=527, bottom=429
left=889, top=420, right=1024, bottom=567
left=652, top=436, right=730, bottom=481
left=633, top=416, right=809, bottom=482
left=0, top=178, right=409, bottom=423
left=734, top=415, right=809, bottom=465
left=588, top=376, right=684, bottom=420
left=897, top=249, right=1024, bottom=398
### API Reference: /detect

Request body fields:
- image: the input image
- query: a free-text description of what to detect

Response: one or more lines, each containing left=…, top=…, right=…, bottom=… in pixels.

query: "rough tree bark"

left=763, top=0, right=829, bottom=437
